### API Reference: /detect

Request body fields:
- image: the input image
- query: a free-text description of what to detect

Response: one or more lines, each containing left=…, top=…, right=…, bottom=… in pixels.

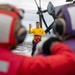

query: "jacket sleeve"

left=41, top=28, right=46, bottom=36
left=19, top=42, right=75, bottom=75
left=28, top=28, right=34, bottom=34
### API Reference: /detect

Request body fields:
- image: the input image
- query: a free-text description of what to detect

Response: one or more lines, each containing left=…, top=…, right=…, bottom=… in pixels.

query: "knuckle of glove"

left=42, top=37, right=61, bottom=55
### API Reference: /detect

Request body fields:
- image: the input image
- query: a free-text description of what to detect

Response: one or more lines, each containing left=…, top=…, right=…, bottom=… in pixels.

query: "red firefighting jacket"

left=0, top=42, right=75, bottom=75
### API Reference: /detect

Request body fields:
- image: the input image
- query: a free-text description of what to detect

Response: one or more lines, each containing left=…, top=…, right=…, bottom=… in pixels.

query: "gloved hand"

left=42, top=37, right=61, bottom=55
left=34, top=36, right=61, bottom=56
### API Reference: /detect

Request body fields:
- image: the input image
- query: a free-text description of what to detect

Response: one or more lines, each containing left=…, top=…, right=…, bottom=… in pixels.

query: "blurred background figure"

left=28, top=22, right=46, bottom=55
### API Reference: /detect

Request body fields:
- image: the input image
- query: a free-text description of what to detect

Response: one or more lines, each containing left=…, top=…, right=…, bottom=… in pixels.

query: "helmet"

left=52, top=3, right=75, bottom=52
left=0, top=4, right=27, bottom=49
left=53, top=3, right=75, bottom=39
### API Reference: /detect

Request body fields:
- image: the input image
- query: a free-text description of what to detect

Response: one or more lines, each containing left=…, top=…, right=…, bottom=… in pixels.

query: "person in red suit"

left=0, top=3, right=75, bottom=75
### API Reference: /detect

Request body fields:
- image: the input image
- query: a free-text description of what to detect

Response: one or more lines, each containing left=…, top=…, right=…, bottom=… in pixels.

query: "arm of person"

left=28, top=28, right=34, bottom=34
left=28, top=24, right=34, bottom=34
left=19, top=42, right=75, bottom=75
left=41, top=28, right=46, bottom=36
